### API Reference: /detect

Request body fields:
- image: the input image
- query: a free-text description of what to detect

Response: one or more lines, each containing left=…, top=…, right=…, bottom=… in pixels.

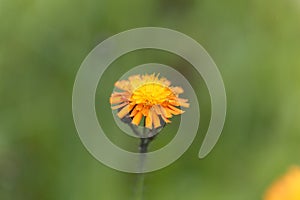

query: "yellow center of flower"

left=130, top=83, right=174, bottom=106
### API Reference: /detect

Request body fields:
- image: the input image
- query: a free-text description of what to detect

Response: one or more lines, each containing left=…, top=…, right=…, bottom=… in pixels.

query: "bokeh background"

left=1, top=0, right=300, bottom=199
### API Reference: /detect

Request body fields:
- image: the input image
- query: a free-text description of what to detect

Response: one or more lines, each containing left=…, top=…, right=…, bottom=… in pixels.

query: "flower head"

left=110, top=73, right=189, bottom=129
left=264, top=166, right=300, bottom=200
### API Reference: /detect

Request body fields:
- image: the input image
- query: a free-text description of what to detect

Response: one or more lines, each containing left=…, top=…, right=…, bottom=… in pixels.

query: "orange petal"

left=141, top=107, right=149, bottom=116
left=152, top=110, right=161, bottom=128
left=169, top=99, right=180, bottom=106
left=158, top=106, right=171, bottom=123
left=177, top=98, right=190, bottom=108
left=132, top=111, right=143, bottom=126
left=161, top=114, right=171, bottom=123
left=134, top=104, right=143, bottom=111
left=145, top=111, right=153, bottom=129
left=177, top=98, right=189, bottom=103
left=160, top=106, right=173, bottom=118
left=110, top=95, right=124, bottom=104
left=178, top=101, right=190, bottom=108
left=130, top=106, right=138, bottom=117
left=114, top=80, right=131, bottom=91
left=129, top=75, right=142, bottom=89
left=171, top=87, right=184, bottom=94
left=117, top=104, right=132, bottom=118
left=153, top=105, right=162, bottom=115
left=160, top=78, right=171, bottom=86
left=111, top=102, right=128, bottom=110
left=167, top=105, right=184, bottom=115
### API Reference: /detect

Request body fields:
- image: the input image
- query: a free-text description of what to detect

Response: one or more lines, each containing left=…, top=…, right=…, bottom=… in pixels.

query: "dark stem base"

left=139, top=136, right=155, bottom=153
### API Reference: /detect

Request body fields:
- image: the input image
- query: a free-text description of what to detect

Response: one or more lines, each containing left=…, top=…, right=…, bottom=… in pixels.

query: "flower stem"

left=134, top=128, right=157, bottom=200
left=139, top=129, right=157, bottom=153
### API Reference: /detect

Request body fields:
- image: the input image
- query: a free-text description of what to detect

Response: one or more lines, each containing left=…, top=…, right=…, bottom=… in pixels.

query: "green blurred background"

left=1, top=0, right=300, bottom=199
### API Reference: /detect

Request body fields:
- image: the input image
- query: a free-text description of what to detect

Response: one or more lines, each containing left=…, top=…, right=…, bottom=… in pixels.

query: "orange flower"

left=264, top=166, right=300, bottom=200
left=110, top=73, right=189, bottom=129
